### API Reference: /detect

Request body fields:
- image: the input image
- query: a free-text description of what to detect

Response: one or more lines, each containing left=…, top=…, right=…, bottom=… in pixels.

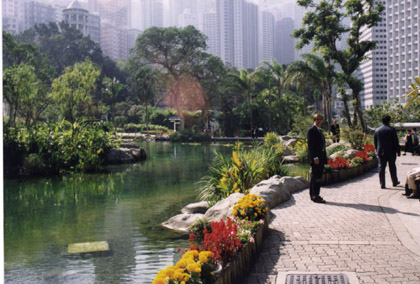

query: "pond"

left=4, top=142, right=234, bottom=284
left=4, top=142, right=310, bottom=284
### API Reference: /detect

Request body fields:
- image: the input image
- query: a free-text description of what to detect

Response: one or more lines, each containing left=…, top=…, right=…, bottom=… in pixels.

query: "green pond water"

left=4, top=142, right=309, bottom=284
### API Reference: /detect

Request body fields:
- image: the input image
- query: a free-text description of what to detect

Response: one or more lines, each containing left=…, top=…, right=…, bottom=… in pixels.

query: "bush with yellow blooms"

left=152, top=250, right=216, bottom=284
left=232, top=194, right=268, bottom=221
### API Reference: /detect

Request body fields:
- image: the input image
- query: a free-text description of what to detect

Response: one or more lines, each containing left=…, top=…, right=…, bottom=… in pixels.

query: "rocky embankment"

left=105, top=136, right=147, bottom=164
left=162, top=175, right=310, bottom=234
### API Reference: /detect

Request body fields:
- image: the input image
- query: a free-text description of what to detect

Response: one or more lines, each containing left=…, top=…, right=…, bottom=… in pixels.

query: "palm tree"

left=226, top=69, right=256, bottom=131
left=263, top=59, right=287, bottom=131
left=129, top=65, right=159, bottom=131
left=254, top=66, right=276, bottom=132
left=404, top=76, right=420, bottom=108
left=285, top=54, right=334, bottom=128
left=102, top=77, right=124, bottom=122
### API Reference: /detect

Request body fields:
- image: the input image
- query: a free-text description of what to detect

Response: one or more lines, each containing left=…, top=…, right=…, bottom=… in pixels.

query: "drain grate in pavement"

left=285, top=273, right=349, bottom=284
left=401, top=163, right=419, bottom=165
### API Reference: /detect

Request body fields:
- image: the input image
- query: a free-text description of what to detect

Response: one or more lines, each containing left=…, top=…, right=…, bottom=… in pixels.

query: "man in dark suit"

left=307, top=114, right=328, bottom=203
left=374, top=115, right=401, bottom=189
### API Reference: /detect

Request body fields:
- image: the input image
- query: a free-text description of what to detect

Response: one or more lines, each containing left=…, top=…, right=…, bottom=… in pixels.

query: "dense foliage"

left=198, top=143, right=288, bottom=206
left=4, top=120, right=118, bottom=177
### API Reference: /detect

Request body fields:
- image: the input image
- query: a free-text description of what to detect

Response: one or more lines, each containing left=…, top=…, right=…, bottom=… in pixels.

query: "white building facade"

left=258, top=10, right=274, bottom=64
left=387, top=0, right=420, bottom=104
left=357, top=0, right=388, bottom=110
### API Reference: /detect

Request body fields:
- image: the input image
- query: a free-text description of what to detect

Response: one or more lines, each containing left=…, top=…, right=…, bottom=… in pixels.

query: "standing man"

left=330, top=120, right=340, bottom=143
left=374, top=115, right=401, bottom=189
left=307, top=114, right=327, bottom=203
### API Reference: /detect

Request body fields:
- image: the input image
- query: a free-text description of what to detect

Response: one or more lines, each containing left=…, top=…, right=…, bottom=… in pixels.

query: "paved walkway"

left=244, top=155, right=420, bottom=284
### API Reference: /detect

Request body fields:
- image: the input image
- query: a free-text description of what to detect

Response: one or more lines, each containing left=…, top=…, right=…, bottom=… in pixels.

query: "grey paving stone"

left=243, top=155, right=420, bottom=284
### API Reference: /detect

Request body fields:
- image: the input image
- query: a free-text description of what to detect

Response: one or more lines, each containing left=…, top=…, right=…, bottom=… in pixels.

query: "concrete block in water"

left=68, top=241, right=110, bottom=254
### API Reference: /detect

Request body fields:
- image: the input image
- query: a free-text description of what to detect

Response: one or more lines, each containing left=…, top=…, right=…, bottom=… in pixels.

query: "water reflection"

left=4, top=142, right=232, bottom=283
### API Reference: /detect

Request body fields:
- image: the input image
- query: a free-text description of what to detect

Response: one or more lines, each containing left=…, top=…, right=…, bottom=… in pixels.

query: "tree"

left=133, top=25, right=207, bottom=129
left=191, top=53, right=227, bottom=129
left=3, top=31, right=55, bottom=123
left=225, top=69, right=256, bottom=131
left=294, top=0, right=384, bottom=132
left=51, top=60, right=101, bottom=122
left=285, top=54, right=334, bottom=128
left=127, top=64, right=159, bottom=131
left=3, top=64, right=40, bottom=126
left=253, top=66, right=276, bottom=132
left=262, top=59, right=289, bottom=132
left=102, top=77, right=124, bottom=121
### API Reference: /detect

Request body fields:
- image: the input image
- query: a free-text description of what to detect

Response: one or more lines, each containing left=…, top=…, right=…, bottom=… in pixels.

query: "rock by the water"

left=204, top=193, right=244, bottom=222
left=250, top=176, right=291, bottom=208
left=283, top=146, right=294, bottom=156
left=250, top=176, right=309, bottom=208
left=282, top=138, right=299, bottom=148
left=105, top=148, right=146, bottom=164
left=161, top=213, right=205, bottom=233
left=278, top=176, right=309, bottom=194
left=327, top=142, right=346, bottom=153
left=282, top=155, right=300, bottom=164
left=181, top=201, right=209, bottom=214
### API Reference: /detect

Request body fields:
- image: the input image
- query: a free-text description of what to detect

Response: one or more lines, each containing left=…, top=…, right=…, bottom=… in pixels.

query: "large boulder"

left=281, top=138, right=299, bottom=148
left=250, top=176, right=309, bottom=208
left=278, top=176, right=309, bottom=194
left=161, top=213, right=205, bottom=233
left=282, top=155, right=300, bottom=164
left=105, top=148, right=146, bottom=164
left=327, top=142, right=346, bottom=153
left=181, top=201, right=209, bottom=214
left=204, top=193, right=244, bottom=222
left=283, top=146, right=294, bottom=156
left=105, top=148, right=135, bottom=164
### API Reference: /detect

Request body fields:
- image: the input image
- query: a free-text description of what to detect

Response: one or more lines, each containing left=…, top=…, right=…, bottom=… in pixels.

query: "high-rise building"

left=216, top=0, right=259, bottom=69
left=258, top=10, right=274, bottom=64
left=357, top=1, right=387, bottom=110
left=3, top=0, right=24, bottom=34
left=63, top=0, right=101, bottom=44
left=274, top=17, right=294, bottom=65
left=178, top=9, right=198, bottom=28
left=126, top=29, right=142, bottom=58
left=387, top=0, right=420, bottom=104
left=88, top=0, right=130, bottom=27
left=100, top=21, right=127, bottom=60
left=135, top=0, right=163, bottom=31
left=23, top=1, right=56, bottom=31
left=243, top=1, right=258, bottom=69
left=198, top=11, right=218, bottom=56
left=216, top=0, right=235, bottom=65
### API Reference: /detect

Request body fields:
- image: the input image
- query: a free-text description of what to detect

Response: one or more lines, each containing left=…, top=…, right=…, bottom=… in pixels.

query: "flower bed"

left=312, top=144, right=378, bottom=185
left=213, top=214, right=268, bottom=284
left=153, top=194, right=269, bottom=284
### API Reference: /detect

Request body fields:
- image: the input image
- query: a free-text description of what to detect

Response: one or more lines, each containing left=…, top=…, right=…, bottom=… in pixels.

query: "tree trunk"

left=249, top=92, right=253, bottom=131
left=268, top=90, right=272, bottom=132
left=145, top=103, right=149, bottom=131
left=340, top=89, right=352, bottom=128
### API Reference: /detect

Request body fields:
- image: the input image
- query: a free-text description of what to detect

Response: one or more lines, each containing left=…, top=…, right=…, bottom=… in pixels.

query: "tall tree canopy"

left=133, top=25, right=208, bottom=128
left=294, top=0, right=384, bottom=132
left=51, top=60, right=101, bottom=122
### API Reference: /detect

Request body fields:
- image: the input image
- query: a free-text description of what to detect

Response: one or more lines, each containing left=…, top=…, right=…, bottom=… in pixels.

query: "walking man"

left=307, top=114, right=327, bottom=203
left=374, top=115, right=401, bottom=189
left=330, top=120, right=340, bottom=143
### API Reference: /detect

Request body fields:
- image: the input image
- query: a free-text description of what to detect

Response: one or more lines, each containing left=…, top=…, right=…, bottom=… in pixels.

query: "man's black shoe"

left=381, top=186, right=386, bottom=189
left=393, top=181, right=400, bottom=187
left=312, top=196, right=326, bottom=203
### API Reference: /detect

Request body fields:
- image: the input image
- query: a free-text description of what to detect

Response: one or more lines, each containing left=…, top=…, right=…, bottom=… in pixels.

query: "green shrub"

left=23, top=153, right=45, bottom=175
left=264, top=132, right=280, bottom=148
left=291, top=139, right=308, bottom=163
left=3, top=120, right=118, bottom=176
left=341, top=128, right=365, bottom=150
left=198, top=142, right=288, bottom=206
